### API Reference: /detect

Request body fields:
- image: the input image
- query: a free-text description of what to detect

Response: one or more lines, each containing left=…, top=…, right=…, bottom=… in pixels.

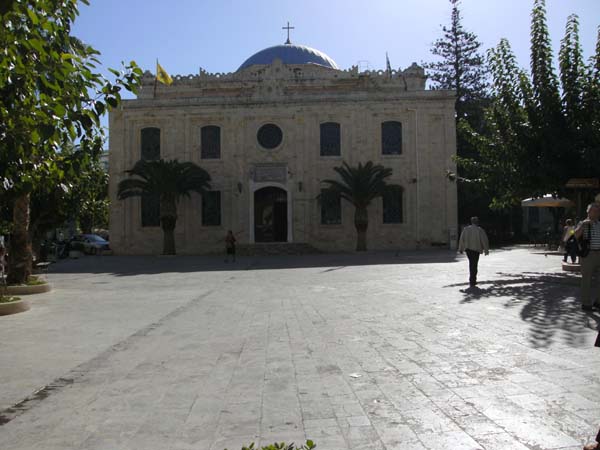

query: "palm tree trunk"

left=354, top=206, right=368, bottom=251
left=160, top=198, right=177, bottom=255
left=7, top=192, right=32, bottom=285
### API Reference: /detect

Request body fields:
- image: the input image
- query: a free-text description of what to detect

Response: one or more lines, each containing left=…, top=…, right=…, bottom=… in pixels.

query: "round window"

left=257, top=124, right=283, bottom=149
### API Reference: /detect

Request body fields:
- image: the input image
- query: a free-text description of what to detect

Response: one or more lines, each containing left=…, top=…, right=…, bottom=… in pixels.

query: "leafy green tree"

left=580, top=27, right=600, bottom=173
left=457, top=39, right=533, bottom=209
left=28, top=140, right=108, bottom=257
left=117, top=159, right=212, bottom=255
left=320, top=161, right=400, bottom=251
left=456, top=1, right=599, bottom=220
left=530, top=0, right=562, bottom=117
left=529, top=0, right=572, bottom=188
left=559, top=14, right=586, bottom=134
left=424, top=0, right=492, bottom=229
left=74, top=160, right=109, bottom=234
left=0, top=0, right=141, bottom=284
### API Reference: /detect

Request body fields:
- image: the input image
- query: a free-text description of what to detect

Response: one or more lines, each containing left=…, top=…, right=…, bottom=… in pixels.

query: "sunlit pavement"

left=0, top=247, right=598, bottom=449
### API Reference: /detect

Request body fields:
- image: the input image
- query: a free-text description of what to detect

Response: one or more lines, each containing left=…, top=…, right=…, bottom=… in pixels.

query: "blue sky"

left=72, top=0, right=599, bottom=115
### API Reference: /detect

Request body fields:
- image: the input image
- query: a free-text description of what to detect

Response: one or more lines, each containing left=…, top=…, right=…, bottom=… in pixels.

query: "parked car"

left=73, top=234, right=110, bottom=255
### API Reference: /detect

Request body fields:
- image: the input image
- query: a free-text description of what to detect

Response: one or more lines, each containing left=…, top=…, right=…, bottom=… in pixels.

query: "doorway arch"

left=254, top=186, right=288, bottom=242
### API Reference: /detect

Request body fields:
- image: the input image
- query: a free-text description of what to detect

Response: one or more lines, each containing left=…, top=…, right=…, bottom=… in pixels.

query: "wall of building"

left=109, top=62, right=456, bottom=254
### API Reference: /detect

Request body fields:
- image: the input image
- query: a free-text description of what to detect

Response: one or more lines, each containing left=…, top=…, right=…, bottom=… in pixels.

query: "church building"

left=108, top=34, right=457, bottom=254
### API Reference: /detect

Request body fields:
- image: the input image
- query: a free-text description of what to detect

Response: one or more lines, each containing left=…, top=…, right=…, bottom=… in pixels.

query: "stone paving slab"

left=0, top=247, right=599, bottom=449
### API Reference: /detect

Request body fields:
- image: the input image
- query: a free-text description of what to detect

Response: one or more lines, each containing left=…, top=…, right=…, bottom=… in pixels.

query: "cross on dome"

left=282, top=21, right=295, bottom=44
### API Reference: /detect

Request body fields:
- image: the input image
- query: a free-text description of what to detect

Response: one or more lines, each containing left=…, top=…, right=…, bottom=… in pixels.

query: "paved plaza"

left=0, top=247, right=599, bottom=450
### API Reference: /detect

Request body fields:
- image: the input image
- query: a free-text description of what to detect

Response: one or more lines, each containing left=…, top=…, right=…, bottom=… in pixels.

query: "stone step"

left=236, top=243, right=321, bottom=256
left=562, top=261, right=581, bottom=272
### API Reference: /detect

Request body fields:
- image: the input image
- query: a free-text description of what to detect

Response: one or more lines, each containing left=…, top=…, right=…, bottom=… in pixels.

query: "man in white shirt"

left=575, top=202, right=600, bottom=311
left=458, top=217, right=490, bottom=287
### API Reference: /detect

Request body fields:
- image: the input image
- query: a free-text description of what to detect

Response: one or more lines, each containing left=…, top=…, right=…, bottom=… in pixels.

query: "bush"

left=227, top=441, right=316, bottom=450
left=26, top=275, right=45, bottom=286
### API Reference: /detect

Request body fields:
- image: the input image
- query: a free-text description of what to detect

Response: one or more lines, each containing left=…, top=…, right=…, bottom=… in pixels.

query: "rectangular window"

left=321, top=189, right=342, bottom=225
left=202, top=191, right=221, bottom=226
left=320, top=122, right=341, bottom=156
left=141, top=194, right=160, bottom=227
left=382, top=121, right=402, bottom=155
left=140, top=127, right=160, bottom=226
left=201, top=125, right=221, bottom=159
left=383, top=190, right=403, bottom=223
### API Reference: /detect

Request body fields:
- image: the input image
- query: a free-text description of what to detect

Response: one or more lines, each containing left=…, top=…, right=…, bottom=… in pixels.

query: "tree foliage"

left=424, top=0, right=492, bottom=229
left=457, top=40, right=533, bottom=208
left=0, top=0, right=142, bottom=283
left=29, top=139, right=109, bottom=252
left=580, top=26, right=600, bottom=172
left=559, top=14, right=586, bottom=132
left=457, top=0, right=600, bottom=210
left=0, top=0, right=140, bottom=192
left=424, top=0, right=488, bottom=121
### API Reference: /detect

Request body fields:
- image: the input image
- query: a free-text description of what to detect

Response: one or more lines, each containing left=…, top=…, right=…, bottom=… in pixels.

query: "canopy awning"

left=565, top=178, right=600, bottom=189
left=521, top=195, right=574, bottom=208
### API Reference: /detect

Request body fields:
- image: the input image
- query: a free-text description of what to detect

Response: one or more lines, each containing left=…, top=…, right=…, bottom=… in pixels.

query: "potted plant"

left=0, top=287, right=28, bottom=316
left=4, top=274, right=51, bottom=295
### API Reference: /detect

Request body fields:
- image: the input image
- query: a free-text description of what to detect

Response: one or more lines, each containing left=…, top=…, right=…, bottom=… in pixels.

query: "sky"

left=71, top=0, right=599, bottom=127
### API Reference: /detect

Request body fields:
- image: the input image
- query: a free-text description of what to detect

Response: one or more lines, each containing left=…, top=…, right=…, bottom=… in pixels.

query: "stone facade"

left=109, top=51, right=457, bottom=254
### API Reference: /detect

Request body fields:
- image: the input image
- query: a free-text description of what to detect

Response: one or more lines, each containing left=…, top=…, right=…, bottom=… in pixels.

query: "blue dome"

left=238, top=44, right=339, bottom=71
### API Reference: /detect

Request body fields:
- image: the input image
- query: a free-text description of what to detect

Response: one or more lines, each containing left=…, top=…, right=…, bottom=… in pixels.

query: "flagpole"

left=386, top=52, right=392, bottom=79
left=153, top=58, right=158, bottom=99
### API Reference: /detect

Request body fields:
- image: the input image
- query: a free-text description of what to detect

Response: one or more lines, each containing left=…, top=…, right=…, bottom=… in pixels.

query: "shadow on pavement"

left=447, top=272, right=600, bottom=348
left=48, top=249, right=459, bottom=276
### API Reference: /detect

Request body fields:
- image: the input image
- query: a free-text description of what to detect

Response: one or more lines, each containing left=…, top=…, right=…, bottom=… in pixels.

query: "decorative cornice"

left=140, top=59, right=428, bottom=100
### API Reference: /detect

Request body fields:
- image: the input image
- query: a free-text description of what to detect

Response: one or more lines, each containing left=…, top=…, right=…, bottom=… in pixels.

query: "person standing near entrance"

left=224, top=230, right=236, bottom=263
left=458, top=217, right=490, bottom=287
left=575, top=203, right=600, bottom=311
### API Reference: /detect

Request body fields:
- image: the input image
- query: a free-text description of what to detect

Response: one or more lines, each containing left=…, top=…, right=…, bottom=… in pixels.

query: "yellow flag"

left=156, top=61, right=173, bottom=85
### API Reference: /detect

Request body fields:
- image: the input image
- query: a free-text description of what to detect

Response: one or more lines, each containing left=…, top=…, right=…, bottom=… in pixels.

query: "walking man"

left=575, top=202, right=600, bottom=311
left=458, top=217, right=489, bottom=287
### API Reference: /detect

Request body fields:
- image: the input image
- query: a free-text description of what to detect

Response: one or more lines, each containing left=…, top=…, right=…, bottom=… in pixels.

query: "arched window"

left=201, top=126, right=221, bottom=159
left=140, top=127, right=160, bottom=227
left=320, top=122, right=341, bottom=156
left=383, top=187, right=404, bottom=223
left=141, top=127, right=160, bottom=160
left=381, top=121, right=402, bottom=155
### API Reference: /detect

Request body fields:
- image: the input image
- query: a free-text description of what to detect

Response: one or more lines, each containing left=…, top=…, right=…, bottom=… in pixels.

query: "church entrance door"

left=254, top=187, right=288, bottom=242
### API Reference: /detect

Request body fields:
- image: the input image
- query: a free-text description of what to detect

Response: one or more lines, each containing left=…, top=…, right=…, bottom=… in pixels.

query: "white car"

left=75, top=234, right=110, bottom=255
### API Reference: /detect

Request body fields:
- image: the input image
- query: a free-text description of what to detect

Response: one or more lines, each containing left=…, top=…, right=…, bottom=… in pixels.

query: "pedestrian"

left=458, top=216, right=489, bottom=287
left=224, top=230, right=236, bottom=263
left=583, top=332, right=600, bottom=450
left=584, top=426, right=600, bottom=449
left=562, top=219, right=578, bottom=264
left=574, top=203, right=600, bottom=311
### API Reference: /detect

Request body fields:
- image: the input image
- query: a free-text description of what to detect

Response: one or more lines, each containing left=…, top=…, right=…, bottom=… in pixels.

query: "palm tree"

left=321, top=161, right=401, bottom=251
left=117, top=159, right=211, bottom=255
